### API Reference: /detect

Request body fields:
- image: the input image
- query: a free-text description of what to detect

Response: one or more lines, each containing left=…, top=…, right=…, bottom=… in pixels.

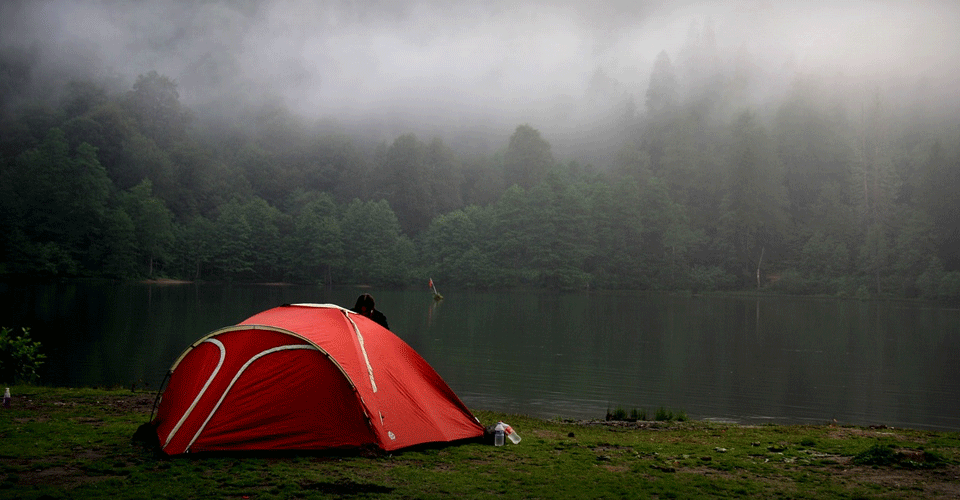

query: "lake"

left=2, top=282, right=958, bottom=431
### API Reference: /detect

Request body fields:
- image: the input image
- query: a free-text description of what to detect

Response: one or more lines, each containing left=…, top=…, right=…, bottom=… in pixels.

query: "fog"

left=3, top=0, right=959, bottom=157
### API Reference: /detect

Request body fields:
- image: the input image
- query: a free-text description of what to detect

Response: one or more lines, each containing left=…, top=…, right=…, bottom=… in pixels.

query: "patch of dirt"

left=299, top=478, right=394, bottom=495
left=12, top=416, right=50, bottom=424
left=599, top=464, right=631, bottom=473
left=827, top=426, right=911, bottom=442
left=591, top=445, right=634, bottom=453
left=834, top=464, right=960, bottom=499
left=670, top=457, right=960, bottom=499
left=10, top=392, right=155, bottom=414
left=677, top=465, right=740, bottom=479
left=16, top=465, right=118, bottom=489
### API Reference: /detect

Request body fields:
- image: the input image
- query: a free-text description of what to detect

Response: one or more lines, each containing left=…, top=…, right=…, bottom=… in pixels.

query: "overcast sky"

left=3, top=0, right=958, bottom=141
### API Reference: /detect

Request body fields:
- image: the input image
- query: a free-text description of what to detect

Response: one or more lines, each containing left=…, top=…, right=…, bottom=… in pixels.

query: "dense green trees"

left=117, top=179, right=176, bottom=278
left=0, top=128, right=110, bottom=275
left=718, top=111, right=788, bottom=283
left=340, top=199, right=415, bottom=287
left=289, top=192, right=343, bottom=285
left=504, top=124, right=554, bottom=190
left=1, top=64, right=959, bottom=300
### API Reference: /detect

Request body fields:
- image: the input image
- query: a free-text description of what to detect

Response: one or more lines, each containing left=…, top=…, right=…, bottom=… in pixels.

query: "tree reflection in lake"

left=1, top=282, right=957, bottom=431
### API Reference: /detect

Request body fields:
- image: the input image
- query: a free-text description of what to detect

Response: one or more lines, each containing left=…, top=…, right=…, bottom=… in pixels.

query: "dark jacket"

left=352, top=307, right=389, bottom=330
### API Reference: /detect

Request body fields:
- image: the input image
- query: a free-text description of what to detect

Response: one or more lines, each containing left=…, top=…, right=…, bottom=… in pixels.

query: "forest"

left=2, top=27, right=959, bottom=300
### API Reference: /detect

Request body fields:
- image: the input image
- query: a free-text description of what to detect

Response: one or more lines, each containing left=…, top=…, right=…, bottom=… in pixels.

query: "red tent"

left=153, top=303, right=484, bottom=454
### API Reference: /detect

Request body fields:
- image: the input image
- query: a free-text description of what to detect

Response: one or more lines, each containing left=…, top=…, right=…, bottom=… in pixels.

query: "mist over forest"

left=5, top=1, right=958, bottom=157
left=2, top=0, right=960, bottom=298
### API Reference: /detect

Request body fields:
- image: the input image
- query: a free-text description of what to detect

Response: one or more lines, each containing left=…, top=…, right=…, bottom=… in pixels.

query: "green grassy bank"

left=1, top=387, right=958, bottom=499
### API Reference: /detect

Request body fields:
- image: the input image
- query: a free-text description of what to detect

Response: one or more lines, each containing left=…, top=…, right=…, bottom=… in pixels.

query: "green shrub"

left=607, top=406, right=684, bottom=422
left=852, top=443, right=898, bottom=466
left=607, top=406, right=649, bottom=422
left=0, top=327, right=46, bottom=384
left=608, top=406, right=627, bottom=421
left=655, top=407, right=673, bottom=421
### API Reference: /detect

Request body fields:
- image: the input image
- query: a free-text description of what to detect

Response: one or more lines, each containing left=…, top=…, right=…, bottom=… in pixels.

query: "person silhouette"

left=350, top=293, right=389, bottom=329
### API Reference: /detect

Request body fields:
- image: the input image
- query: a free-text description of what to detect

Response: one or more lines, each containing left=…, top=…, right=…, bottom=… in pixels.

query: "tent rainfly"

left=152, top=303, right=484, bottom=454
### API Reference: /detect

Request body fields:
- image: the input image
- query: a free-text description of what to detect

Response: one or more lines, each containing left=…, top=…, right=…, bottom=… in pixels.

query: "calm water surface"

left=2, top=282, right=958, bottom=431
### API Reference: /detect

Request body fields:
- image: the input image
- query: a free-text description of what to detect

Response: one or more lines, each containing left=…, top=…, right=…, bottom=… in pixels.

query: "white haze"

left=2, top=0, right=958, bottom=156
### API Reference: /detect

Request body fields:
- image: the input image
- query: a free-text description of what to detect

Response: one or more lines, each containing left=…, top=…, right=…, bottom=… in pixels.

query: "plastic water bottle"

left=3, top=388, right=9, bottom=408
left=494, top=422, right=505, bottom=446
left=504, top=423, right=521, bottom=444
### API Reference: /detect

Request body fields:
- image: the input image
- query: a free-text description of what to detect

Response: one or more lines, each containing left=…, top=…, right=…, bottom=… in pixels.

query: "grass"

left=1, top=386, right=959, bottom=499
